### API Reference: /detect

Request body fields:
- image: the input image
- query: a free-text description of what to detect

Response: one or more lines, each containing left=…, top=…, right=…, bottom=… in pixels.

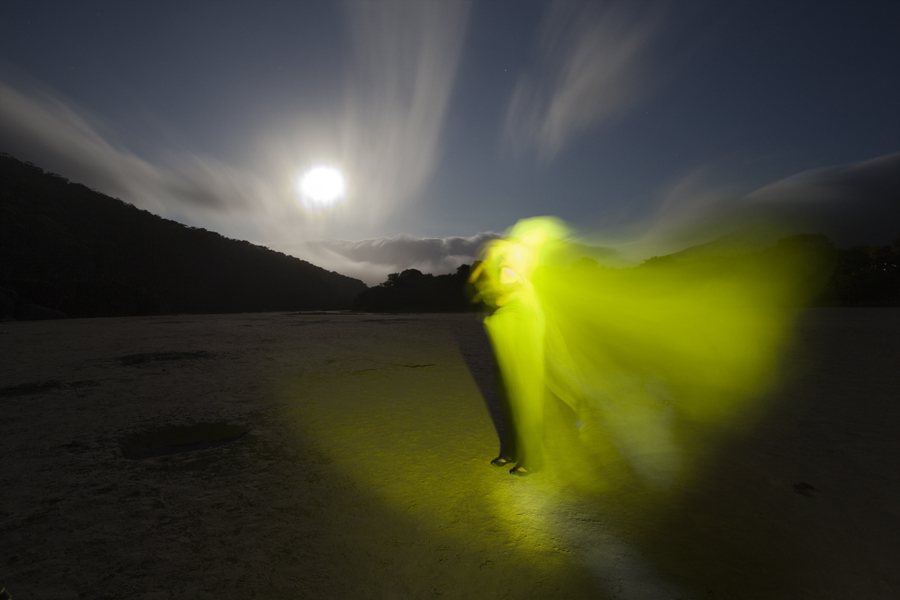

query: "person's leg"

left=491, top=357, right=517, bottom=466
left=509, top=376, right=543, bottom=474
left=486, top=298, right=545, bottom=474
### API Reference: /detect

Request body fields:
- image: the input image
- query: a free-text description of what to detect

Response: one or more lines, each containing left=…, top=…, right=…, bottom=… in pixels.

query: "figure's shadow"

left=452, top=317, right=508, bottom=456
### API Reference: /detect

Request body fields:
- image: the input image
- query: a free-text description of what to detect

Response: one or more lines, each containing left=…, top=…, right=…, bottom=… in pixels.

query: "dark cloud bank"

left=291, top=233, right=501, bottom=287
left=737, top=152, right=900, bottom=248
left=622, top=152, right=900, bottom=261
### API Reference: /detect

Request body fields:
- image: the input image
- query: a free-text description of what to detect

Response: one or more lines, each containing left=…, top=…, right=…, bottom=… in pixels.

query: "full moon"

left=296, top=165, right=346, bottom=209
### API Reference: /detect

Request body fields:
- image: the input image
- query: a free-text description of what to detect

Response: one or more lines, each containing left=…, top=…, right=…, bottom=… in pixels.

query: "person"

left=469, top=218, right=575, bottom=476
left=470, top=217, right=661, bottom=479
left=470, top=215, right=813, bottom=487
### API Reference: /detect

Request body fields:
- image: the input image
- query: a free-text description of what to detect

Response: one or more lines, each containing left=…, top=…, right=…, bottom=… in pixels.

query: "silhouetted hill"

left=669, top=232, right=900, bottom=306
left=0, top=153, right=367, bottom=319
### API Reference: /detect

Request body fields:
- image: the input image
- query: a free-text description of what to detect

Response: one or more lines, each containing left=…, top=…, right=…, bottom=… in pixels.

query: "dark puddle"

left=361, top=318, right=415, bottom=324
left=117, top=351, right=215, bottom=366
left=284, top=311, right=350, bottom=316
left=792, top=481, right=817, bottom=497
left=119, top=422, right=249, bottom=459
left=286, top=319, right=332, bottom=326
left=0, top=380, right=99, bottom=398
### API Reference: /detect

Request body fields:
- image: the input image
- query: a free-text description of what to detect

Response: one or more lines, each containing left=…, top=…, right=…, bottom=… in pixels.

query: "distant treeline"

left=353, top=234, right=900, bottom=312
left=824, top=239, right=900, bottom=306
left=0, top=154, right=366, bottom=320
left=351, top=265, right=477, bottom=312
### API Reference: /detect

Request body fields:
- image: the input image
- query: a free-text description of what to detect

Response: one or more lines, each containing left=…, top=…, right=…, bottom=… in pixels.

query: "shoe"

left=491, top=455, right=515, bottom=467
left=509, top=465, right=530, bottom=476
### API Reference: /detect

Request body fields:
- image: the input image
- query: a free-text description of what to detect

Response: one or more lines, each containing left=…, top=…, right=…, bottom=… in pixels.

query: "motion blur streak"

left=504, top=1, right=666, bottom=161
left=339, top=0, right=471, bottom=226
left=472, top=217, right=827, bottom=489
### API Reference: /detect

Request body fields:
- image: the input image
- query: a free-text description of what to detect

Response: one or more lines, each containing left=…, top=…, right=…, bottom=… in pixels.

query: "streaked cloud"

left=614, top=167, right=746, bottom=257
left=335, top=0, right=471, bottom=225
left=504, top=1, right=666, bottom=161
left=0, top=81, right=283, bottom=221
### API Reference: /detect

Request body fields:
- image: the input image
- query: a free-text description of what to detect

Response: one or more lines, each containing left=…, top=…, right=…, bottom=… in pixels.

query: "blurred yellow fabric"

left=472, top=217, right=825, bottom=487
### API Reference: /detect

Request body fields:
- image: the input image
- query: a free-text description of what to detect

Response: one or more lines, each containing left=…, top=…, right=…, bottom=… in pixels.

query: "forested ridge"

left=0, top=153, right=366, bottom=319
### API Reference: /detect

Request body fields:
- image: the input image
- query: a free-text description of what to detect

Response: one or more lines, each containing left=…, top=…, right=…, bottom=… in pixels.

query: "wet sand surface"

left=1, top=309, right=898, bottom=599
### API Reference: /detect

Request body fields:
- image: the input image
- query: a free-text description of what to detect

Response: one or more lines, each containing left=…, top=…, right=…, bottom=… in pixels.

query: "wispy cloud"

left=337, top=0, right=471, bottom=225
left=504, top=1, right=666, bottom=161
left=0, top=81, right=283, bottom=228
left=614, top=167, right=746, bottom=256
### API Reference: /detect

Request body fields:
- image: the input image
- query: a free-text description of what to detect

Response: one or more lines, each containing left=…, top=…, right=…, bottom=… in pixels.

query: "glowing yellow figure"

left=471, top=217, right=822, bottom=484
left=470, top=225, right=551, bottom=475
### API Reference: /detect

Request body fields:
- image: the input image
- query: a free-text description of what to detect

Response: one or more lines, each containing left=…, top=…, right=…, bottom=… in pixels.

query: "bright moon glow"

left=296, top=165, right=346, bottom=209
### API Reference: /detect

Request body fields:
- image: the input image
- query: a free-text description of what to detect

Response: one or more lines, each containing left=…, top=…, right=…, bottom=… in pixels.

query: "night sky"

left=2, top=1, right=898, bottom=283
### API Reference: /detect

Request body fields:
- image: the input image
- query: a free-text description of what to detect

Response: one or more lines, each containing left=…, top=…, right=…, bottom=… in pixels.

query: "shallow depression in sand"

left=118, top=422, right=249, bottom=459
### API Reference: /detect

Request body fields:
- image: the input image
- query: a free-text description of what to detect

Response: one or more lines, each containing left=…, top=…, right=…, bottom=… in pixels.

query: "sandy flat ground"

left=0, top=309, right=898, bottom=599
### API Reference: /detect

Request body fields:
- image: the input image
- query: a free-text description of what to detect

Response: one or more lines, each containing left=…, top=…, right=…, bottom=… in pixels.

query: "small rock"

left=792, top=482, right=816, bottom=496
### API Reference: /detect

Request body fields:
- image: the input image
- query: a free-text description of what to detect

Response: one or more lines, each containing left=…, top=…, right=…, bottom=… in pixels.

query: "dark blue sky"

left=1, top=1, right=898, bottom=281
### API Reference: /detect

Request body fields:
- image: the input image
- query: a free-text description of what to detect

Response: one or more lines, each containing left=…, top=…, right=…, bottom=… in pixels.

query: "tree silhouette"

left=352, top=264, right=478, bottom=312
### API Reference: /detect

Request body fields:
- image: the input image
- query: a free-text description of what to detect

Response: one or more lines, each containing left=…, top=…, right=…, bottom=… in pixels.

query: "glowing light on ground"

left=296, top=165, right=346, bottom=210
